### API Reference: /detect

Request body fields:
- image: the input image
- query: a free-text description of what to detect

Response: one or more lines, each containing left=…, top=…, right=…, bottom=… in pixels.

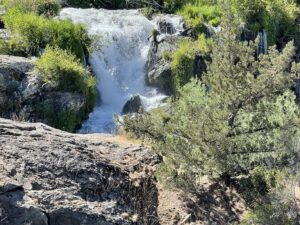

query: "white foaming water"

left=59, top=8, right=183, bottom=133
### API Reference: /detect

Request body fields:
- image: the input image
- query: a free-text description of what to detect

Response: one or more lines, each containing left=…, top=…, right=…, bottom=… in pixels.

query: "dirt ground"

left=157, top=180, right=247, bottom=225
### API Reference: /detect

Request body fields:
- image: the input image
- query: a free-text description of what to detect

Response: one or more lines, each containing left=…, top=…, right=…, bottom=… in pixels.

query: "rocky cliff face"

left=0, top=55, right=89, bottom=131
left=145, top=35, right=206, bottom=95
left=0, top=118, right=160, bottom=225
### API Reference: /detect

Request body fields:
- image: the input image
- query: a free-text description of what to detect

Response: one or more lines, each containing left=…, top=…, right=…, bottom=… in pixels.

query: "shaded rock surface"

left=145, top=36, right=188, bottom=95
left=156, top=18, right=179, bottom=35
left=122, top=95, right=143, bottom=114
left=0, top=55, right=87, bottom=130
left=0, top=118, right=160, bottom=225
left=296, top=80, right=300, bottom=103
left=145, top=35, right=206, bottom=95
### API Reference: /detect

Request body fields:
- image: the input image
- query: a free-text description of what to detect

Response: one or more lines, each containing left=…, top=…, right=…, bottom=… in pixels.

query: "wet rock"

left=157, top=19, right=177, bottom=35
left=123, top=95, right=143, bottom=114
left=0, top=118, right=160, bottom=225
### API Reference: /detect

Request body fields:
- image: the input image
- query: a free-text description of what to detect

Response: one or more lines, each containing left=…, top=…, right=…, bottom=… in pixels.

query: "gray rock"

left=157, top=19, right=177, bottom=35
left=122, top=95, right=143, bottom=114
left=0, top=29, right=11, bottom=41
left=296, top=80, right=300, bottom=103
left=145, top=36, right=189, bottom=95
left=0, top=118, right=160, bottom=225
left=0, top=55, right=88, bottom=130
left=145, top=35, right=208, bottom=95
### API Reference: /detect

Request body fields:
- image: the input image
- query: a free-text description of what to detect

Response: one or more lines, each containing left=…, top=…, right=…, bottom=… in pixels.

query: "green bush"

left=0, top=38, right=12, bottom=55
left=171, top=40, right=196, bottom=92
left=34, top=46, right=96, bottom=111
left=240, top=169, right=298, bottom=225
left=2, top=0, right=61, bottom=16
left=232, top=0, right=299, bottom=47
left=178, top=2, right=222, bottom=35
left=124, top=21, right=300, bottom=189
left=2, top=8, right=90, bottom=60
left=37, top=105, right=82, bottom=132
left=162, top=50, right=170, bottom=61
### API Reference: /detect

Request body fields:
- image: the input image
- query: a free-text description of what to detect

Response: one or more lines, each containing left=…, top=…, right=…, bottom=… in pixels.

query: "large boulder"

left=0, top=55, right=88, bottom=131
left=0, top=118, right=160, bottom=225
left=122, top=95, right=143, bottom=114
left=145, top=36, right=189, bottom=95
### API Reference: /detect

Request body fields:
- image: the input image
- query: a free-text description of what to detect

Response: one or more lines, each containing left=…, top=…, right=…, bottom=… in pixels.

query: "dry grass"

left=85, top=133, right=144, bottom=145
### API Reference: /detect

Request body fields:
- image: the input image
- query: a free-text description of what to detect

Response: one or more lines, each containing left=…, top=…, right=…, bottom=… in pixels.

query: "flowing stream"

left=59, top=8, right=184, bottom=133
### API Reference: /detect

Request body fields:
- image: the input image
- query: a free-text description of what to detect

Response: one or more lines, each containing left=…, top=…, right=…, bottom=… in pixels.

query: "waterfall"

left=258, top=30, right=268, bottom=55
left=59, top=8, right=183, bottom=133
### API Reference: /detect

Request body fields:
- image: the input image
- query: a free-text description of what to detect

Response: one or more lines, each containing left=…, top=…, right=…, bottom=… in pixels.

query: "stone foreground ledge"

left=0, top=118, right=160, bottom=225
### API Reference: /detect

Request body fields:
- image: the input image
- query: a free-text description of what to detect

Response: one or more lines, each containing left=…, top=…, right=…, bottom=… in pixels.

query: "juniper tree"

left=124, top=15, right=300, bottom=187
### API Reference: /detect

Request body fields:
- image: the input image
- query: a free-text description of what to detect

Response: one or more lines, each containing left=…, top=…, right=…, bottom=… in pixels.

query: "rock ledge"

left=0, top=118, right=160, bottom=225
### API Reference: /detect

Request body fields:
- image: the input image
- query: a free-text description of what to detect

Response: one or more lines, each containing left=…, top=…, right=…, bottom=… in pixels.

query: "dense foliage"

left=2, top=8, right=90, bottom=60
left=171, top=40, right=196, bottom=93
left=124, top=12, right=300, bottom=222
left=34, top=47, right=96, bottom=131
left=2, top=0, right=61, bottom=16
left=231, top=0, right=300, bottom=47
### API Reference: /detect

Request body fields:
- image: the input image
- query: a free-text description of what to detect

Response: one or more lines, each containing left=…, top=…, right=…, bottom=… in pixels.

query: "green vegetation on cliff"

left=171, top=40, right=196, bottom=93
left=34, top=47, right=96, bottom=132
left=35, top=47, right=96, bottom=101
left=2, top=8, right=90, bottom=60
left=2, top=0, right=61, bottom=16
left=0, top=0, right=96, bottom=132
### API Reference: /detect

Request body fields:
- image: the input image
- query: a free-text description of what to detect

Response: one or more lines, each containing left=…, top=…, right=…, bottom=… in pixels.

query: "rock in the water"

left=145, top=36, right=188, bottom=95
left=0, top=118, right=160, bottom=225
left=156, top=19, right=177, bottom=35
left=0, top=29, right=10, bottom=40
left=0, top=55, right=89, bottom=131
left=122, top=95, right=143, bottom=114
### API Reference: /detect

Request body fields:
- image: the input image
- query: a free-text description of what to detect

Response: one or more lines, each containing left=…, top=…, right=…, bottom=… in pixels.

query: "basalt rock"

left=145, top=36, right=187, bottom=95
left=0, top=55, right=88, bottom=131
left=122, top=95, right=143, bottom=114
left=296, top=80, right=300, bottom=103
left=0, top=118, right=160, bottom=225
left=145, top=35, right=206, bottom=95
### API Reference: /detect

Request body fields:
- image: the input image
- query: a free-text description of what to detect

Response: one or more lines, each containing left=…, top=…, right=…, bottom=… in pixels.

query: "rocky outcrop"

left=122, top=95, right=143, bottom=114
left=296, top=80, right=300, bottom=103
left=0, top=55, right=88, bottom=131
left=0, top=118, right=160, bottom=225
left=145, top=35, right=206, bottom=95
left=145, top=36, right=187, bottom=95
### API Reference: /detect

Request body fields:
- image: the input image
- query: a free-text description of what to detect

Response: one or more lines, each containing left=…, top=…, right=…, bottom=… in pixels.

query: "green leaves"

left=124, top=18, right=300, bottom=189
left=171, top=40, right=197, bottom=93
left=2, top=8, right=90, bottom=60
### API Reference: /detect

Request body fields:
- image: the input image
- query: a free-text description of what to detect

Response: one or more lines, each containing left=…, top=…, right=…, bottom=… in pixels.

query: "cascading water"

left=59, top=8, right=184, bottom=133
left=258, top=29, right=268, bottom=55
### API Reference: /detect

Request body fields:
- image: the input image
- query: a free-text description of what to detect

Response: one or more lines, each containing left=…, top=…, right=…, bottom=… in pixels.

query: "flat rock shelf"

left=0, top=118, right=160, bottom=225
